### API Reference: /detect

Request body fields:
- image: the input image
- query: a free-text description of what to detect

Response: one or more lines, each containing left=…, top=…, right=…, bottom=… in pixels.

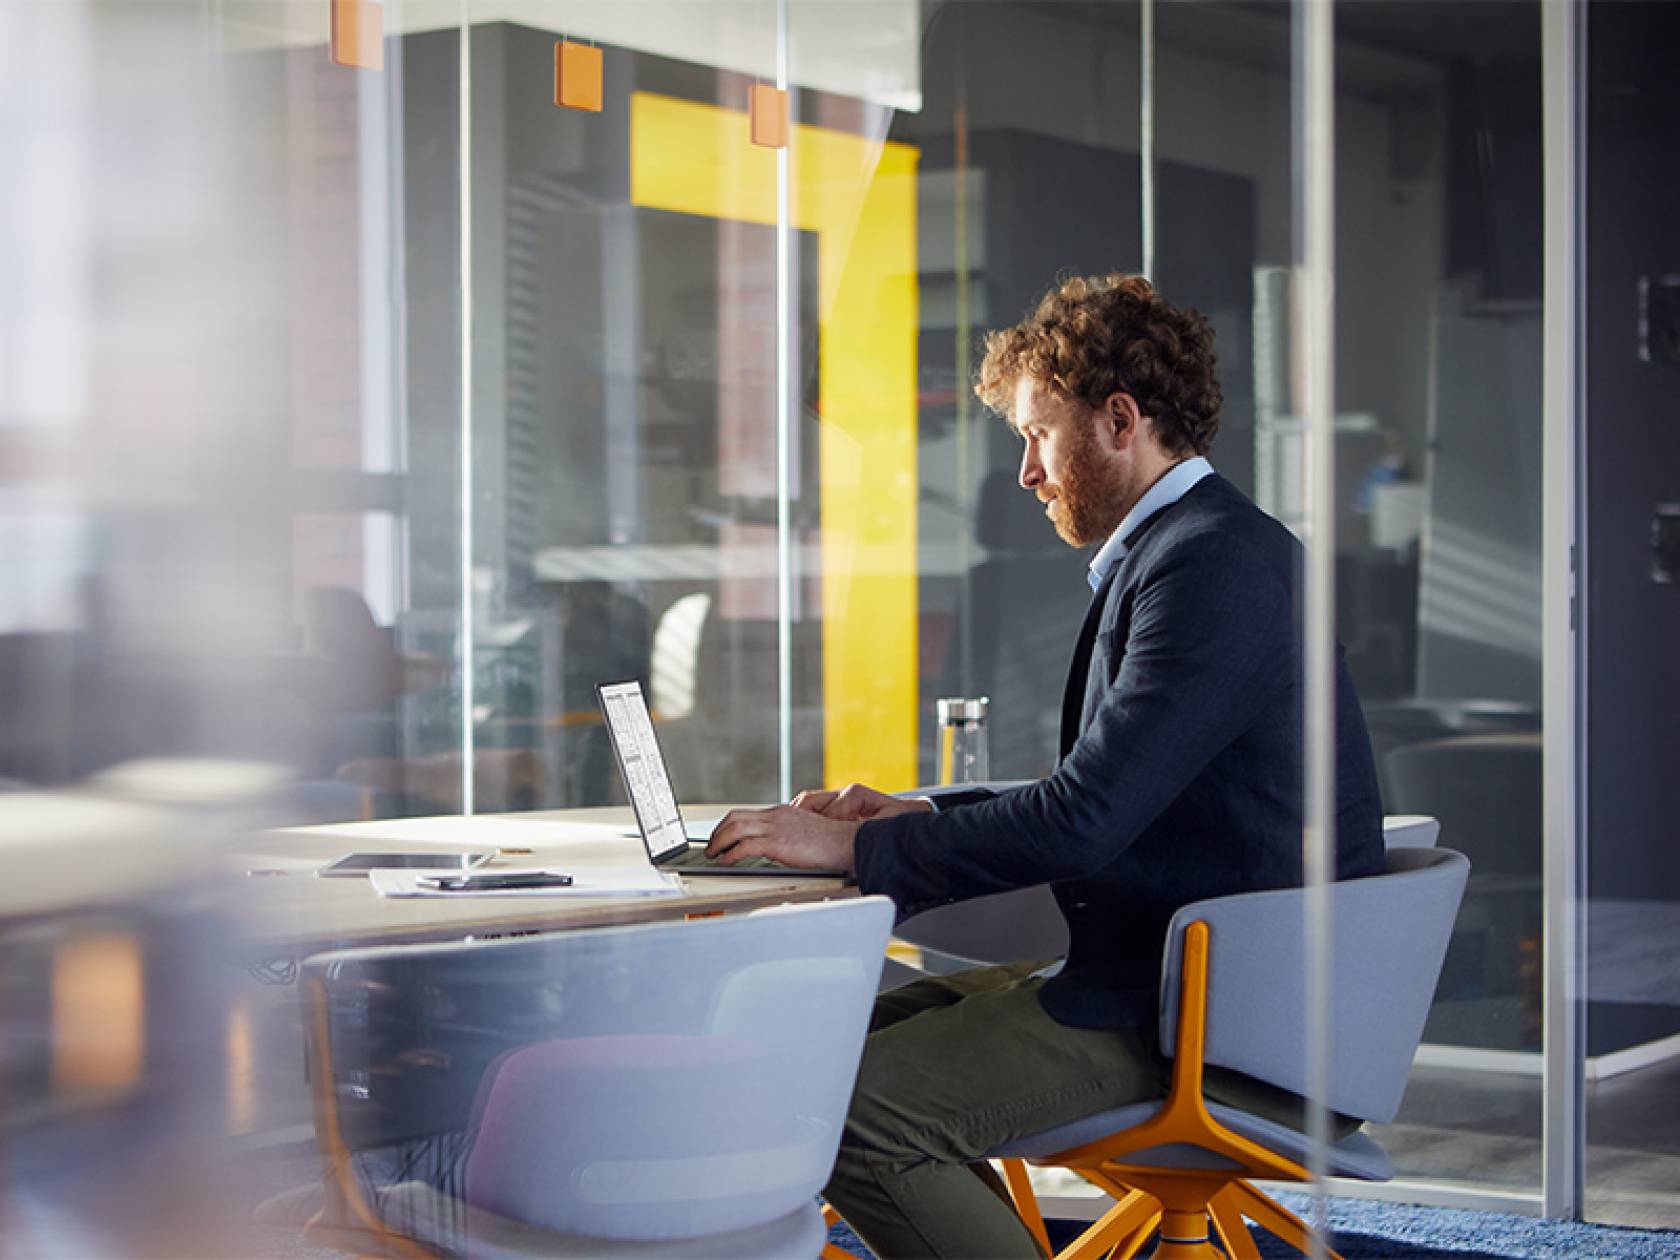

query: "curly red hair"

left=975, top=274, right=1222, bottom=457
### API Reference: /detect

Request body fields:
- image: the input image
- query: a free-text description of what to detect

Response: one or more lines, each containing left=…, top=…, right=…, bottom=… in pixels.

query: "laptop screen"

left=597, top=680, right=689, bottom=862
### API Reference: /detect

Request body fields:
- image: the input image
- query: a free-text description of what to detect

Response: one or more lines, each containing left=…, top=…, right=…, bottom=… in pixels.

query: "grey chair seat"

left=378, top=1181, right=826, bottom=1260
left=991, top=1102, right=1393, bottom=1182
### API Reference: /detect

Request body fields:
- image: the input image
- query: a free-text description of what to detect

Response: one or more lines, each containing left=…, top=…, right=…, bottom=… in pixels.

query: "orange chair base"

left=994, top=921, right=1343, bottom=1260
left=825, top=921, right=1345, bottom=1260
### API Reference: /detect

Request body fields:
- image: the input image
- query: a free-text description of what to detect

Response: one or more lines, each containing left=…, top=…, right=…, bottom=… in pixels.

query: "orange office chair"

left=986, top=846, right=1470, bottom=1259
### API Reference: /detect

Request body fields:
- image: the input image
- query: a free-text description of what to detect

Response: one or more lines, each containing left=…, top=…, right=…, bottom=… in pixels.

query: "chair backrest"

left=1385, top=733, right=1539, bottom=878
left=1382, top=814, right=1440, bottom=849
left=303, top=896, right=893, bottom=1242
left=1159, top=847, right=1469, bottom=1125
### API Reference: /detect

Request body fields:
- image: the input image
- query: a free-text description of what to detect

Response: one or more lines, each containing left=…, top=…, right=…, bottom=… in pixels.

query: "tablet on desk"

left=317, top=851, right=495, bottom=878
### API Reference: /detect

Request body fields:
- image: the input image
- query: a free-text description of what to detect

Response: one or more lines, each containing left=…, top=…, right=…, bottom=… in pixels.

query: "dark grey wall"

left=909, top=124, right=1257, bottom=779
left=403, top=28, right=465, bottom=618
left=1585, top=1, right=1680, bottom=1055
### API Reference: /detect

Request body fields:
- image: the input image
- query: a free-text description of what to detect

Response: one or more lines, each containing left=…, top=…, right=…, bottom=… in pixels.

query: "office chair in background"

left=1386, top=733, right=1541, bottom=1050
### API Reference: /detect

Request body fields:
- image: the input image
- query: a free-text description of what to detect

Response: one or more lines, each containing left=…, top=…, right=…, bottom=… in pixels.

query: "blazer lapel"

left=1054, top=481, right=1206, bottom=759
left=1059, top=565, right=1120, bottom=759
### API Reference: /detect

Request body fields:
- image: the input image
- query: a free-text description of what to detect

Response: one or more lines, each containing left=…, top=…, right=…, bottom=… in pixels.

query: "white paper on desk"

left=368, top=866, right=687, bottom=899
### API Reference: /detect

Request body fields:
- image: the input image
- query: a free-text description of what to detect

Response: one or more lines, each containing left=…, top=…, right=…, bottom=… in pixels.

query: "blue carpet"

left=826, top=1198, right=1680, bottom=1259
left=232, top=1138, right=1680, bottom=1259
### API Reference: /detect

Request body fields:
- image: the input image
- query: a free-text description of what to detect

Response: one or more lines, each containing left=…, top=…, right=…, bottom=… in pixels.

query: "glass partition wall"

left=902, top=0, right=1558, bottom=1220
left=1320, top=0, right=1550, bottom=1208
left=9, top=0, right=1680, bottom=1248
left=460, top=1, right=921, bottom=814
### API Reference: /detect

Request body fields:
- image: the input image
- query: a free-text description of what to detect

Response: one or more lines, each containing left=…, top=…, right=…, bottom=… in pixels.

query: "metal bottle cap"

left=936, top=696, right=989, bottom=724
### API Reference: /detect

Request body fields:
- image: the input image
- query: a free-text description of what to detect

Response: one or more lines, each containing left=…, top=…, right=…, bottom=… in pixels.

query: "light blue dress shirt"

left=1087, top=456, right=1216, bottom=592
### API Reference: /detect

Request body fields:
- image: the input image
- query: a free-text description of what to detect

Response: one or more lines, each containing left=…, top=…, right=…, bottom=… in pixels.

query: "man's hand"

left=790, top=782, right=934, bottom=822
left=705, top=805, right=862, bottom=872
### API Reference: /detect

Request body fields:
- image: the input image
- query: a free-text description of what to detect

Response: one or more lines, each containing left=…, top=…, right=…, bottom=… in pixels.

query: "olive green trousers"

left=821, top=962, right=1330, bottom=1260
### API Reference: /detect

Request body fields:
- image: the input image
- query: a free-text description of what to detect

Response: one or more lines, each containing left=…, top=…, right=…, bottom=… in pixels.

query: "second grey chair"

left=301, top=896, right=894, bottom=1259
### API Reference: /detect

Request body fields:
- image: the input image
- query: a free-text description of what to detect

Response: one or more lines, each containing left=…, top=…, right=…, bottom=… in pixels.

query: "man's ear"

left=1102, top=391, right=1144, bottom=449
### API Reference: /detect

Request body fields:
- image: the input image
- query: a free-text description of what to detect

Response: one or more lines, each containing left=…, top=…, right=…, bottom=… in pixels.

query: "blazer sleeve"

left=912, top=780, right=1032, bottom=811
left=854, top=530, right=1293, bottom=917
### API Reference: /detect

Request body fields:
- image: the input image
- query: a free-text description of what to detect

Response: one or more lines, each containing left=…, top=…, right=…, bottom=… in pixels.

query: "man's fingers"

left=711, top=819, right=780, bottom=865
left=705, top=806, right=781, bottom=861
left=705, top=810, right=751, bottom=858
left=713, top=835, right=765, bottom=864
left=791, top=788, right=837, bottom=813
left=826, top=783, right=886, bottom=820
left=700, top=805, right=856, bottom=873
left=822, top=784, right=868, bottom=820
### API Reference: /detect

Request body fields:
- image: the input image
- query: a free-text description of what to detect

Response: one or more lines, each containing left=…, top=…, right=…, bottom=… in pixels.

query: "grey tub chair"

left=301, top=896, right=894, bottom=1259
left=980, top=846, right=1470, bottom=1260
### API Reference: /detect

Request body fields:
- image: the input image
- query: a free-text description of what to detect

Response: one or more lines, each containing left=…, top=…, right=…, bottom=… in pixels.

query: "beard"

left=1040, top=426, right=1131, bottom=547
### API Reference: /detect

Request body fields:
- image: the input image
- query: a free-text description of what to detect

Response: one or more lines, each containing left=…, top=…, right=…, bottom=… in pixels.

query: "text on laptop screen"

left=599, top=681, right=688, bottom=860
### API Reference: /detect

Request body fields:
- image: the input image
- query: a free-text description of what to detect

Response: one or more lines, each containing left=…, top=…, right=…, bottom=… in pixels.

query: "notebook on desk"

left=597, top=679, right=848, bottom=878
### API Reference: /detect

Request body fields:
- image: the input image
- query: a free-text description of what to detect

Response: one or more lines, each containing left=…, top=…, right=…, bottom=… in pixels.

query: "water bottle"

left=936, top=697, right=990, bottom=785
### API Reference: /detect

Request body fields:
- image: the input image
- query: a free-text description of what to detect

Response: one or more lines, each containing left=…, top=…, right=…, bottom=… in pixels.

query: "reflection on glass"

left=16, top=0, right=1679, bottom=1247
left=463, top=15, right=920, bottom=810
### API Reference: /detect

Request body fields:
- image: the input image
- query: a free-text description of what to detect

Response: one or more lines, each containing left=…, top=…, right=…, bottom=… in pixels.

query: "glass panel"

left=461, top=3, right=925, bottom=813
left=902, top=0, right=1550, bottom=1213
left=228, top=0, right=466, bottom=827
left=463, top=5, right=802, bottom=812
left=1582, top=0, right=1680, bottom=1231
left=1323, top=0, right=1545, bottom=1200
left=907, top=0, right=1295, bottom=784
left=219, top=0, right=472, bottom=1212
left=1, top=0, right=466, bottom=1252
left=898, top=0, right=1301, bottom=1214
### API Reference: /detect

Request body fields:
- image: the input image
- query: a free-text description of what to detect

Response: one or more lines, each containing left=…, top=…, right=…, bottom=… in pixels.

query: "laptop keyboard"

left=664, top=848, right=783, bottom=871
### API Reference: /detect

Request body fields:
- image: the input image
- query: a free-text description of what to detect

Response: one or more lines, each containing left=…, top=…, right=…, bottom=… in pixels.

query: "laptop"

left=597, top=680, right=849, bottom=878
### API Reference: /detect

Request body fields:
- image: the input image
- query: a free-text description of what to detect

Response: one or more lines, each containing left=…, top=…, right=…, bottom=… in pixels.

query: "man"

left=707, top=274, right=1384, bottom=1258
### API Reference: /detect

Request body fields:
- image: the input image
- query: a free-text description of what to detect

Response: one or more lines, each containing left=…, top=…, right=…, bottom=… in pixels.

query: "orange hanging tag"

left=749, top=84, right=789, bottom=149
left=555, top=40, right=604, bottom=113
left=329, top=0, right=384, bottom=70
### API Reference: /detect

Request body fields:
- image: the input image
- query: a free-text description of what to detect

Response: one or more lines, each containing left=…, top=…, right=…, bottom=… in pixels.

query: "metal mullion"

left=1295, top=0, right=1336, bottom=1252
left=1540, top=0, right=1585, bottom=1222
left=774, top=0, right=794, bottom=804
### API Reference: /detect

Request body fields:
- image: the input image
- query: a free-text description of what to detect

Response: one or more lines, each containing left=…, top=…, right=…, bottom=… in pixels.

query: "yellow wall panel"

left=630, top=92, right=919, bottom=790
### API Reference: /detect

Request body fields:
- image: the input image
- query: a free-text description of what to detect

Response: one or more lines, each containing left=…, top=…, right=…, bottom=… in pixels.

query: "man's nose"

left=1018, top=444, right=1042, bottom=490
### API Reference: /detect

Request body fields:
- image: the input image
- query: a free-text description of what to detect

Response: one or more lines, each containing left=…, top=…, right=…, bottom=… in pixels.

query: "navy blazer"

left=855, top=474, right=1384, bottom=1029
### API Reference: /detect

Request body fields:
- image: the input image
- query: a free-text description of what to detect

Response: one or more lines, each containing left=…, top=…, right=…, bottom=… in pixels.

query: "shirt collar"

left=1087, top=456, right=1215, bottom=591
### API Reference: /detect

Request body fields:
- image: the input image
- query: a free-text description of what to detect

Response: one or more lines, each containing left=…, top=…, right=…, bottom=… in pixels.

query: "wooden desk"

left=231, top=806, right=854, bottom=956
